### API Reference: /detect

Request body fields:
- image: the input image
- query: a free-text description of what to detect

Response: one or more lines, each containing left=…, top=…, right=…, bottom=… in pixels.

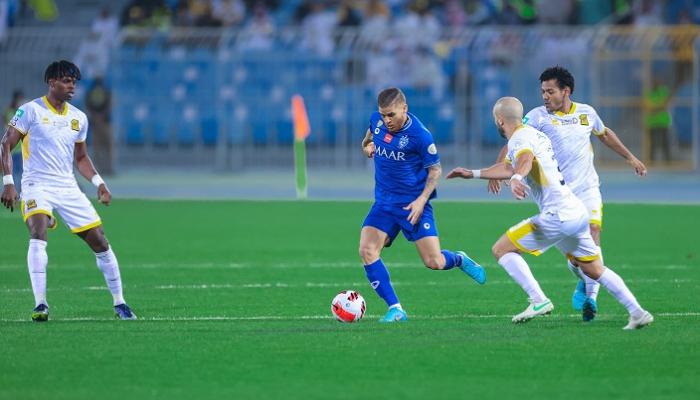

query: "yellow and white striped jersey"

left=505, top=125, right=586, bottom=221
left=524, top=103, right=606, bottom=195
left=8, top=97, right=88, bottom=189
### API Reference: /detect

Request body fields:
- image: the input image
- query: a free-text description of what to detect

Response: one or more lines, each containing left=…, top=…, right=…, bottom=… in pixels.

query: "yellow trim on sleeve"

left=589, top=219, right=602, bottom=227
left=514, top=148, right=534, bottom=159
left=505, top=220, right=542, bottom=256
left=42, top=96, right=68, bottom=116
left=592, top=126, right=607, bottom=136
left=71, top=220, right=102, bottom=233
left=21, top=133, right=30, bottom=160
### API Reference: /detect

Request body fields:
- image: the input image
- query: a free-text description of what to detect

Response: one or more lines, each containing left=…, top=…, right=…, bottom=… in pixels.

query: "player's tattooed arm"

left=361, top=128, right=374, bottom=158
left=1, top=126, right=22, bottom=211
left=404, top=163, right=441, bottom=225
left=597, top=127, right=647, bottom=176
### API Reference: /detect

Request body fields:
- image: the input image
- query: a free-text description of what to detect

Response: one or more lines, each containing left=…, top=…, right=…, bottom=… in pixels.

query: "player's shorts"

left=20, top=185, right=102, bottom=233
left=505, top=211, right=599, bottom=262
left=362, top=202, right=438, bottom=246
left=575, top=187, right=603, bottom=227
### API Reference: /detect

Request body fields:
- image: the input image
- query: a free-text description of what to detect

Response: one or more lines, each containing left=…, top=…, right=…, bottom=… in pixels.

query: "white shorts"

left=506, top=212, right=599, bottom=262
left=575, top=188, right=603, bottom=227
left=20, top=185, right=102, bottom=233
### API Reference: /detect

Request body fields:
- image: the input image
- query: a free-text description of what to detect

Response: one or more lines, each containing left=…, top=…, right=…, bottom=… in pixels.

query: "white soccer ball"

left=331, top=290, right=366, bottom=323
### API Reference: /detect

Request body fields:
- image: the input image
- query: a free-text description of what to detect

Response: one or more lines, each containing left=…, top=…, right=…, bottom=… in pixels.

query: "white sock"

left=498, top=252, right=547, bottom=303
left=95, top=247, right=125, bottom=306
left=28, top=239, right=48, bottom=307
left=596, top=267, right=643, bottom=315
left=585, top=247, right=603, bottom=300
left=389, top=303, right=403, bottom=311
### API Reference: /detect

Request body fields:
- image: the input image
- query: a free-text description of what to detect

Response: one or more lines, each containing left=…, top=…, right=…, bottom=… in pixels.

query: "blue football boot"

left=582, top=297, right=598, bottom=322
left=456, top=251, right=486, bottom=285
left=114, top=303, right=138, bottom=320
left=572, top=279, right=586, bottom=311
left=379, top=307, right=407, bottom=323
left=31, top=304, right=49, bottom=322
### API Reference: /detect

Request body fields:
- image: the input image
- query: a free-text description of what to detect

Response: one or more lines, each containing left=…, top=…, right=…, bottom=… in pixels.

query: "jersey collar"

left=554, top=102, right=576, bottom=117
left=396, top=114, right=413, bottom=133
left=42, top=96, right=68, bottom=116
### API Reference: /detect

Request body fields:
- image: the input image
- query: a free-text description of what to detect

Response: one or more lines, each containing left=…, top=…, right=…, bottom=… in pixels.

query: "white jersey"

left=524, top=103, right=606, bottom=195
left=8, top=96, right=89, bottom=189
left=505, top=125, right=586, bottom=221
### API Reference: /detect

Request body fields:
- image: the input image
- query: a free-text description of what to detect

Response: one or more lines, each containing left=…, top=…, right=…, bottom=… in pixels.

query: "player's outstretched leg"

left=497, top=252, right=552, bottom=324
left=364, top=259, right=406, bottom=322
left=28, top=239, right=49, bottom=322
left=582, top=263, right=653, bottom=330
left=455, top=250, right=486, bottom=284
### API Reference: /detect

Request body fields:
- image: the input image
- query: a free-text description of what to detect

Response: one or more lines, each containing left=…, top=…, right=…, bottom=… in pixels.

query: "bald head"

left=493, top=97, right=524, bottom=123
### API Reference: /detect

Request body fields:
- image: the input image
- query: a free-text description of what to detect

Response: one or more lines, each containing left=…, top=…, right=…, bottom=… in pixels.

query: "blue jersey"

left=369, top=111, right=440, bottom=205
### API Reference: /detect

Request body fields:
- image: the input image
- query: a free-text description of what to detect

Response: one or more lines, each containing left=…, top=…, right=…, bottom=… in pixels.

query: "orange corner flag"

left=292, top=94, right=311, bottom=141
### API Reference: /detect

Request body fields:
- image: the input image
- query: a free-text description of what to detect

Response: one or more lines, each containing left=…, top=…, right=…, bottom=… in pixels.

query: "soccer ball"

left=331, top=290, right=366, bottom=323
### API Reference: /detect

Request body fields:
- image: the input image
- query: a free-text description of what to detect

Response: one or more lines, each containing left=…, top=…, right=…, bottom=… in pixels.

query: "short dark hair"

left=377, top=87, right=406, bottom=108
left=539, top=66, right=574, bottom=94
left=44, top=60, right=81, bottom=84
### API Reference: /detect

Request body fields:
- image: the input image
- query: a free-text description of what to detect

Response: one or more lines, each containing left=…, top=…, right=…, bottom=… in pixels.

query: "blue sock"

left=364, top=259, right=399, bottom=308
left=441, top=250, right=460, bottom=270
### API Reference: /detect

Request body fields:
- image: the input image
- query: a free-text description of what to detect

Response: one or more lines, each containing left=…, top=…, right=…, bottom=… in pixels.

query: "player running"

left=448, top=97, right=652, bottom=330
left=359, top=87, right=485, bottom=323
left=1, top=60, right=136, bottom=321
left=490, top=66, right=647, bottom=322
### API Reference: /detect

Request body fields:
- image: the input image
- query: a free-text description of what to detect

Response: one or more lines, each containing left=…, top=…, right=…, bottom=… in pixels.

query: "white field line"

left=0, top=312, right=698, bottom=323
left=0, top=262, right=693, bottom=271
left=0, top=277, right=694, bottom=293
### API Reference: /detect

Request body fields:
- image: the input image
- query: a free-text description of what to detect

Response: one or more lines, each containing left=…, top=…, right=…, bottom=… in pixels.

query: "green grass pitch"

left=1, top=199, right=699, bottom=399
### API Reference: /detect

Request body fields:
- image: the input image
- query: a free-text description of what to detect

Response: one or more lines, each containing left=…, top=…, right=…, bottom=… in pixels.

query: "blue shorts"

left=362, top=202, right=439, bottom=246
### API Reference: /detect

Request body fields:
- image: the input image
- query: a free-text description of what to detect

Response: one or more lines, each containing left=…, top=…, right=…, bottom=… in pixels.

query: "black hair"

left=377, top=87, right=406, bottom=108
left=44, top=60, right=81, bottom=84
left=539, top=66, right=574, bottom=94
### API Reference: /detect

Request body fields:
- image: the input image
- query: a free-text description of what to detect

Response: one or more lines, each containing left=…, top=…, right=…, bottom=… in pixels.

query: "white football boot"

left=623, top=310, right=654, bottom=330
left=512, top=298, right=554, bottom=324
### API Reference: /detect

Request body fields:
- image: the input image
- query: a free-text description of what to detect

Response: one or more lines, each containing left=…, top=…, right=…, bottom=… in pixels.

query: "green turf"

left=1, top=200, right=698, bottom=399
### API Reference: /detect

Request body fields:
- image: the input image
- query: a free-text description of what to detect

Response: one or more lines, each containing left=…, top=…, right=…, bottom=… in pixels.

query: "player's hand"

left=510, top=179, right=530, bottom=200
left=487, top=179, right=502, bottom=194
left=446, top=167, right=473, bottom=179
left=1, top=184, right=19, bottom=212
left=97, top=184, right=111, bottom=206
left=363, top=142, right=375, bottom=158
left=403, top=197, right=427, bottom=225
left=628, top=157, right=647, bottom=177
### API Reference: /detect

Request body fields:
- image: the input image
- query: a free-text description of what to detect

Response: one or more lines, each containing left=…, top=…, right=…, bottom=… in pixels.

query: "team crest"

left=71, top=119, right=80, bottom=131
left=41, top=117, right=50, bottom=124
left=398, top=135, right=409, bottom=149
left=26, top=199, right=37, bottom=210
left=376, top=120, right=383, bottom=128
left=580, top=114, right=589, bottom=126
left=551, top=119, right=561, bottom=126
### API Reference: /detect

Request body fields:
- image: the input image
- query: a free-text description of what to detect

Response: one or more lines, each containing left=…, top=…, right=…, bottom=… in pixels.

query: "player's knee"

left=358, top=244, right=380, bottom=264
left=423, top=256, right=443, bottom=270
left=491, top=244, right=504, bottom=260
left=29, top=231, right=47, bottom=241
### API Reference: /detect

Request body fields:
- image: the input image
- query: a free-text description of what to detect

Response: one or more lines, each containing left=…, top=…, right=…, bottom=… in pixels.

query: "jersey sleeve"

left=418, top=129, right=440, bottom=168
left=8, top=104, right=33, bottom=135
left=589, top=108, right=606, bottom=136
left=523, top=108, right=542, bottom=130
left=506, top=135, right=534, bottom=166
left=76, top=114, right=89, bottom=143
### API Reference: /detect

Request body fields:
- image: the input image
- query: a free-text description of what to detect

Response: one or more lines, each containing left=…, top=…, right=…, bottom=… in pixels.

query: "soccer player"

left=0, top=60, right=137, bottom=321
left=448, top=97, right=653, bottom=330
left=489, top=66, right=647, bottom=322
left=359, top=87, right=485, bottom=323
